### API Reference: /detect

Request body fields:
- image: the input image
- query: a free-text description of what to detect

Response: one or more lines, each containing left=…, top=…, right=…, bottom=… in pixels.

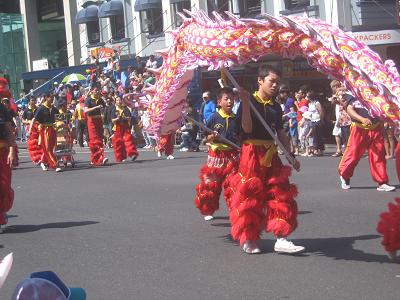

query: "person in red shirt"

left=295, top=85, right=310, bottom=122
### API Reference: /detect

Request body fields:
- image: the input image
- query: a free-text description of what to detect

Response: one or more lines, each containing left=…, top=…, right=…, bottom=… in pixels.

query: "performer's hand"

left=292, top=158, right=301, bottom=172
left=7, top=147, right=16, bottom=167
left=361, top=117, right=372, bottom=126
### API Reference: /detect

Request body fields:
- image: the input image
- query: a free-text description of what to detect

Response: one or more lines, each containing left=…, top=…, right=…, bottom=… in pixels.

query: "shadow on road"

left=3, top=221, right=99, bottom=234
left=218, top=233, right=390, bottom=263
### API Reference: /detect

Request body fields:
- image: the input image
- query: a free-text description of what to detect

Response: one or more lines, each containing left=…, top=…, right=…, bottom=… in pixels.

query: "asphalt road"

left=1, top=144, right=400, bottom=299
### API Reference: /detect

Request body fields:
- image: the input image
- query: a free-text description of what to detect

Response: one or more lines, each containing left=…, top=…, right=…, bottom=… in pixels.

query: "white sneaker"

left=204, top=215, right=214, bottom=221
left=166, top=155, right=175, bottom=160
left=40, top=163, right=48, bottom=171
left=55, top=167, right=62, bottom=172
left=274, top=238, right=305, bottom=254
left=157, top=151, right=162, bottom=158
left=180, top=147, right=189, bottom=152
left=242, top=240, right=261, bottom=254
left=377, top=184, right=396, bottom=192
left=340, top=176, right=350, bottom=190
left=102, top=157, right=109, bottom=165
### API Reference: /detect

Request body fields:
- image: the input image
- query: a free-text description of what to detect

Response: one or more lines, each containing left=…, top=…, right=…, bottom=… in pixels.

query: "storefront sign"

left=90, top=47, right=121, bottom=63
left=32, top=59, right=49, bottom=71
left=351, top=29, right=400, bottom=45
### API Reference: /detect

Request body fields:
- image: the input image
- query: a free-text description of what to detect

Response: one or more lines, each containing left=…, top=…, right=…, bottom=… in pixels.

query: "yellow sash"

left=244, top=139, right=277, bottom=167
left=208, top=142, right=232, bottom=152
left=352, top=122, right=379, bottom=130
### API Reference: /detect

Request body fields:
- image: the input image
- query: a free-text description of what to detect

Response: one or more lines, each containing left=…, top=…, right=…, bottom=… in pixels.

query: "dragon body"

left=147, top=10, right=400, bottom=135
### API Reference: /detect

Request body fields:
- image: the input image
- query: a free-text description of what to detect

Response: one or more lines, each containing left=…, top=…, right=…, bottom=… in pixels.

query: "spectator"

left=307, top=89, right=324, bottom=156
left=146, top=54, right=158, bottom=69
left=200, top=91, right=216, bottom=124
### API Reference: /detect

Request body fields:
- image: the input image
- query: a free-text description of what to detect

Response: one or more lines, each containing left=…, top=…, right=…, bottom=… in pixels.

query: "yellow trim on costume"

left=253, top=91, right=273, bottom=106
left=208, top=142, right=233, bottom=152
left=352, top=121, right=379, bottom=130
left=112, top=105, right=126, bottom=131
left=244, top=139, right=277, bottom=167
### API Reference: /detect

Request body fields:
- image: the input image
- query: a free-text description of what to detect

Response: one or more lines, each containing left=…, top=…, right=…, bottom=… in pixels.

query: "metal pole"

left=184, top=114, right=241, bottom=150
left=15, top=71, right=65, bottom=103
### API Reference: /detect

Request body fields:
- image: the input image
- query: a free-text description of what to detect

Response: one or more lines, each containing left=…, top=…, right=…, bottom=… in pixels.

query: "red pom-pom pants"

left=194, top=148, right=239, bottom=216
left=227, top=141, right=298, bottom=246
left=0, top=144, right=14, bottom=223
left=27, top=122, right=42, bottom=164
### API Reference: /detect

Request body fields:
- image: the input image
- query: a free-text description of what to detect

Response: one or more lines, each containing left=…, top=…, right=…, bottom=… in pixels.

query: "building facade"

left=12, top=0, right=400, bottom=93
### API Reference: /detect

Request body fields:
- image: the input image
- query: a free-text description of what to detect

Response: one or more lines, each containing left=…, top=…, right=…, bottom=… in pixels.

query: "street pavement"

left=1, top=143, right=400, bottom=299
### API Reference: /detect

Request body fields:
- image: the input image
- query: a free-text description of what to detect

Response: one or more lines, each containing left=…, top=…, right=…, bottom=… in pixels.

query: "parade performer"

left=23, top=97, right=42, bottom=164
left=0, top=99, right=17, bottom=232
left=338, top=90, right=396, bottom=192
left=157, top=133, right=175, bottom=160
left=194, top=87, right=240, bottom=221
left=111, top=96, right=138, bottom=162
left=1, top=98, right=19, bottom=167
left=73, top=96, right=88, bottom=147
left=84, top=87, right=108, bottom=166
left=29, top=93, right=58, bottom=171
left=377, top=198, right=400, bottom=261
left=226, top=65, right=303, bottom=254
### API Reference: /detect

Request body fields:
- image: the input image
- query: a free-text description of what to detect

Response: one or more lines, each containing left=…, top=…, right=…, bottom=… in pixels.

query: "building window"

left=284, top=0, right=310, bottom=10
left=207, top=0, right=233, bottom=17
left=140, top=8, right=163, bottom=36
left=239, top=0, right=261, bottom=18
left=171, top=1, right=191, bottom=28
left=87, top=21, right=101, bottom=45
left=110, top=15, right=125, bottom=40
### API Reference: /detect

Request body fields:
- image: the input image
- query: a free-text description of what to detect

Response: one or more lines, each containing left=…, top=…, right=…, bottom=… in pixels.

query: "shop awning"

left=98, top=0, right=124, bottom=18
left=134, top=0, right=162, bottom=11
left=75, top=5, right=99, bottom=24
left=170, top=0, right=189, bottom=4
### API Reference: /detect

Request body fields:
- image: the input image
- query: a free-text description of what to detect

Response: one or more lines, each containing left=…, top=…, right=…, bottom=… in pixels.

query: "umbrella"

left=61, top=73, right=86, bottom=84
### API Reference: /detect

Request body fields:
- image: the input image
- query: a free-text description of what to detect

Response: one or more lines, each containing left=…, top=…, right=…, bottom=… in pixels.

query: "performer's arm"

left=346, top=104, right=372, bottom=126
left=239, top=88, right=252, bottom=134
left=5, top=122, right=16, bottom=167
left=28, top=117, right=36, bottom=135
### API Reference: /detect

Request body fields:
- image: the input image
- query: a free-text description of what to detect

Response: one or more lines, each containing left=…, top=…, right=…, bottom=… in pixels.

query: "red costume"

left=377, top=198, right=400, bottom=260
left=339, top=123, right=388, bottom=184
left=0, top=102, right=15, bottom=226
left=87, top=116, right=106, bottom=165
left=38, top=124, right=57, bottom=169
left=27, top=121, right=42, bottom=165
left=85, top=95, right=106, bottom=165
left=227, top=142, right=298, bottom=245
left=158, top=134, right=174, bottom=156
left=111, top=105, right=138, bottom=162
left=195, top=147, right=239, bottom=216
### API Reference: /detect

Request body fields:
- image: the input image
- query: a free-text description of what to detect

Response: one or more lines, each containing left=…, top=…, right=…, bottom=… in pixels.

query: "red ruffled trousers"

left=158, top=134, right=174, bottom=156
left=226, top=142, right=298, bottom=246
left=339, top=123, right=388, bottom=184
left=194, top=148, right=239, bottom=216
left=27, top=122, right=42, bottom=164
left=87, top=116, right=106, bottom=165
left=112, top=122, right=138, bottom=162
left=377, top=198, right=400, bottom=257
left=38, top=125, right=57, bottom=169
left=0, top=145, right=14, bottom=225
